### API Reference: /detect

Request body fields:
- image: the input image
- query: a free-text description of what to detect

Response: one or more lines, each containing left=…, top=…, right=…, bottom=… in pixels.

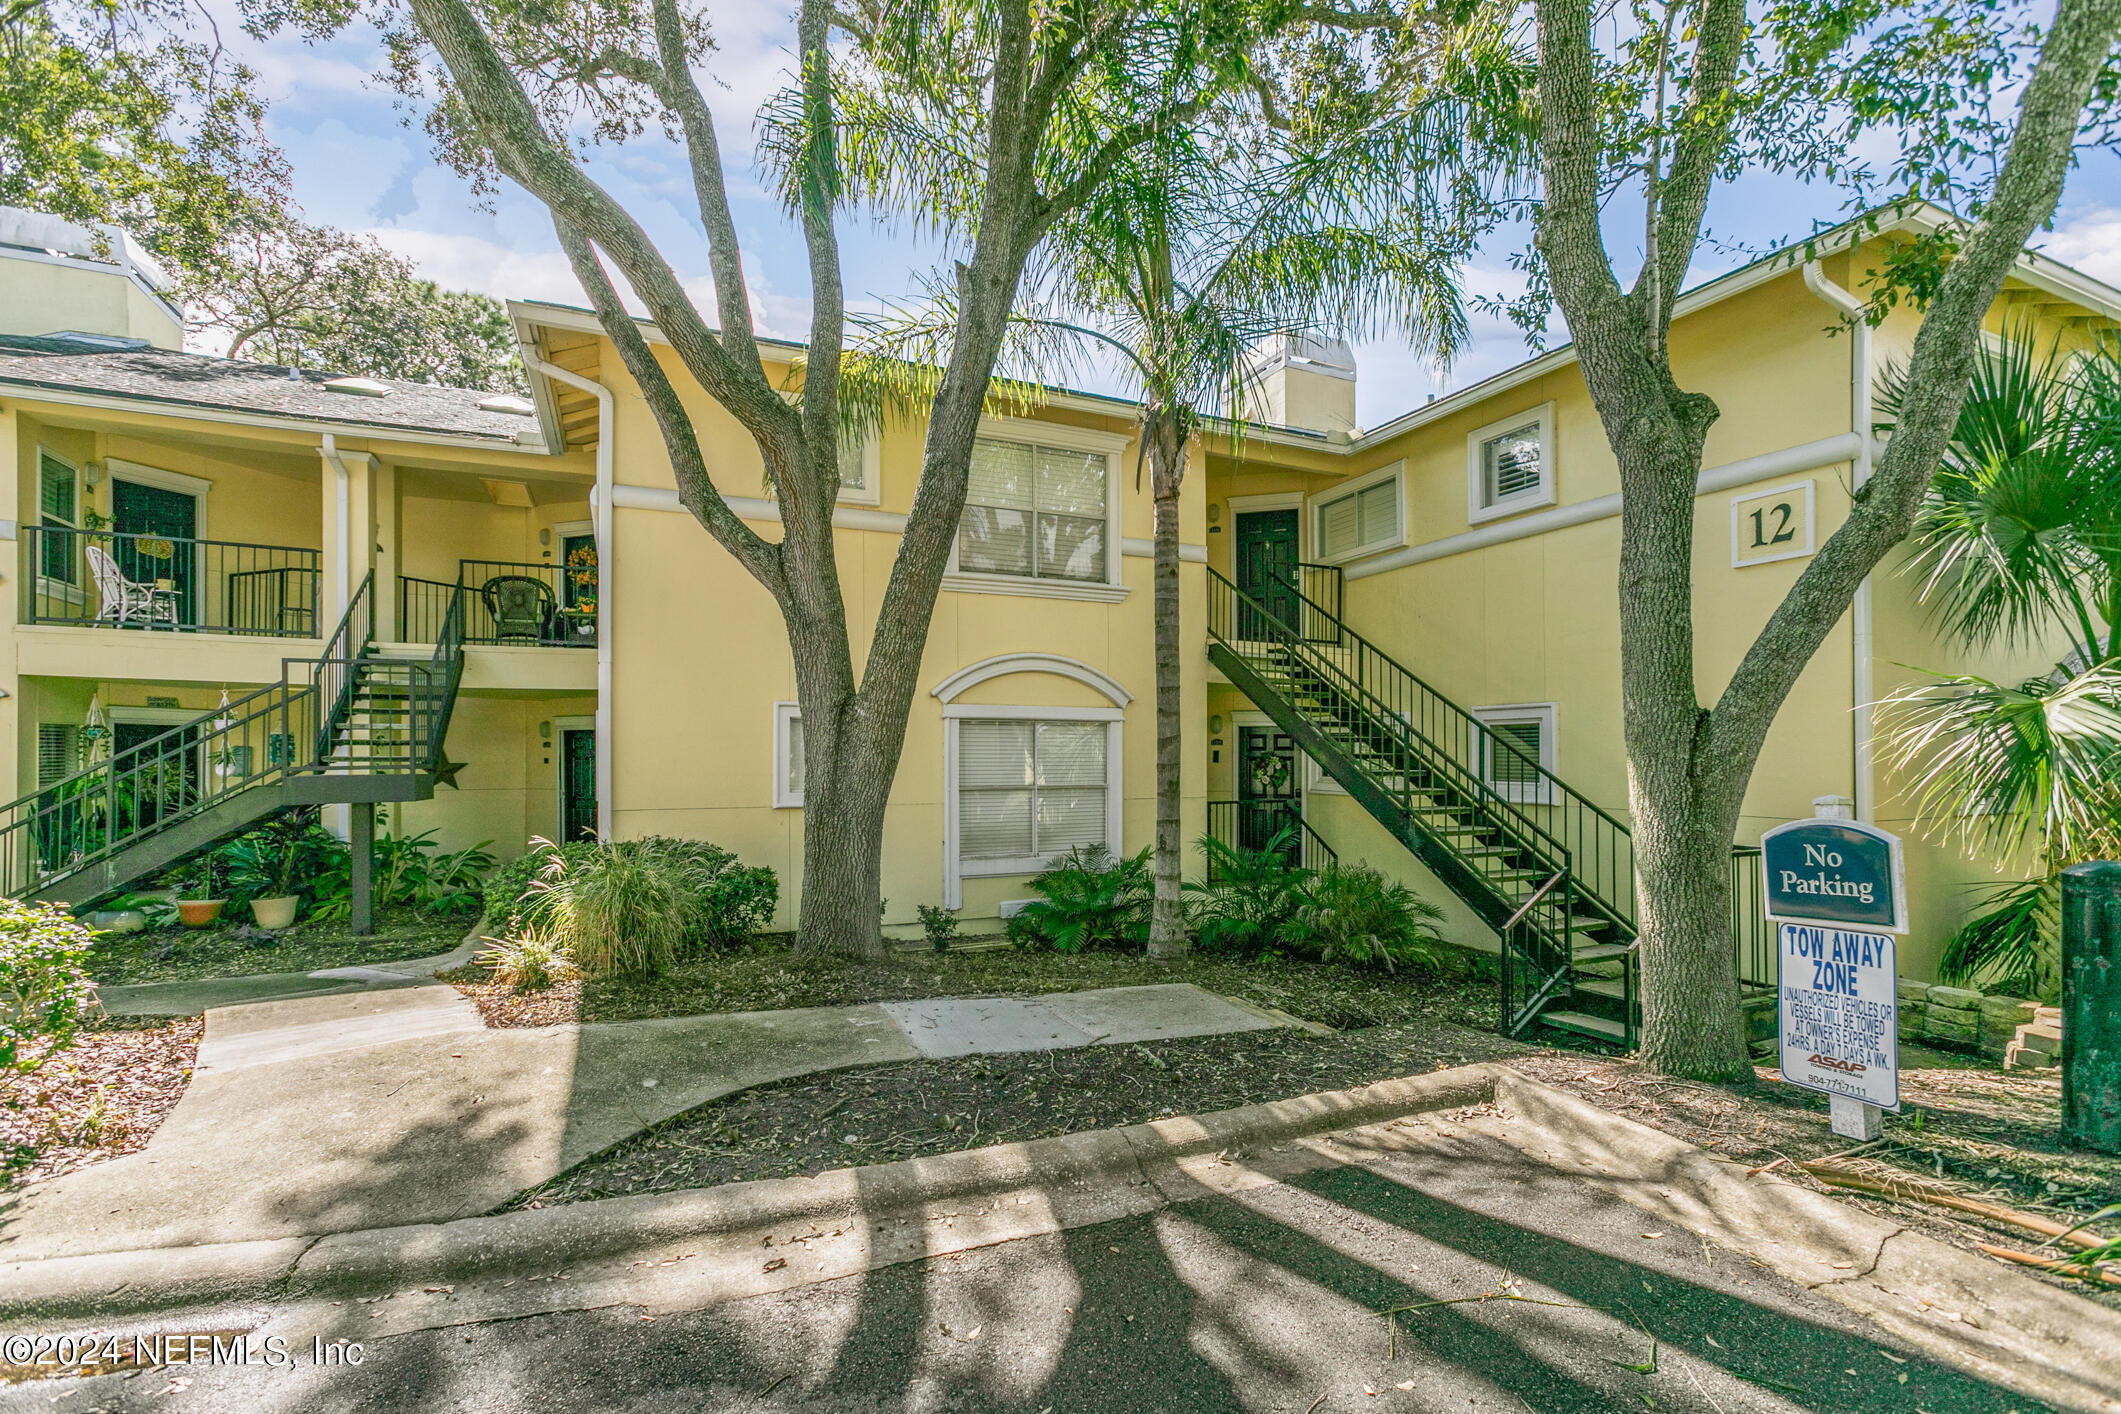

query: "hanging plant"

left=566, top=543, right=598, bottom=611
left=136, top=537, right=175, bottom=560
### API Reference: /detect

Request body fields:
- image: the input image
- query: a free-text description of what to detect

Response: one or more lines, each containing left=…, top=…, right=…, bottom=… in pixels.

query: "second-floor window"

left=958, top=437, right=1108, bottom=583
left=1468, top=403, right=1556, bottom=523
left=38, top=451, right=79, bottom=585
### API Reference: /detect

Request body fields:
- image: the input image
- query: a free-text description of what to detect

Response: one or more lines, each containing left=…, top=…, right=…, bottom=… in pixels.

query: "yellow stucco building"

left=0, top=203, right=2103, bottom=1041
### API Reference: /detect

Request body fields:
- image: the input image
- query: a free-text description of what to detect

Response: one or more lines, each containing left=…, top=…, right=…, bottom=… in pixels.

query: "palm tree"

left=1878, top=329, right=2121, bottom=997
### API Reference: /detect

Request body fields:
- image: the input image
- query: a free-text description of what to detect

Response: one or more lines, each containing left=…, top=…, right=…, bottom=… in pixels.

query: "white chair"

left=86, top=545, right=179, bottom=629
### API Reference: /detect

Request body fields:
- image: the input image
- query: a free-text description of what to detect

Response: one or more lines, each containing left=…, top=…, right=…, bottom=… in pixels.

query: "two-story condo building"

left=0, top=202, right=2101, bottom=1043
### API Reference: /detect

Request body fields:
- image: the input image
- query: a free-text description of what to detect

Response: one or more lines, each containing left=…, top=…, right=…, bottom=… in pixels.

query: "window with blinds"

left=38, top=451, right=79, bottom=585
left=958, top=438, right=1108, bottom=582
left=1475, top=706, right=1555, bottom=803
left=1479, top=423, right=1544, bottom=507
left=37, top=724, right=79, bottom=786
left=958, top=719, right=1107, bottom=862
left=1314, top=478, right=1399, bottom=561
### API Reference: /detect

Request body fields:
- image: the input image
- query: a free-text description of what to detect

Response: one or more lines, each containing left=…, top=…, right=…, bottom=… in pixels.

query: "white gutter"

left=526, top=353, right=614, bottom=841
left=1343, top=432, right=1865, bottom=580
left=320, top=433, right=351, bottom=620
left=1802, top=260, right=1877, bottom=825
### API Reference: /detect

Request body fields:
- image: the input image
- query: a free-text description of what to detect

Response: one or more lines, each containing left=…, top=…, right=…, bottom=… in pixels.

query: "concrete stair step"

left=1540, top=1010, right=1627, bottom=1042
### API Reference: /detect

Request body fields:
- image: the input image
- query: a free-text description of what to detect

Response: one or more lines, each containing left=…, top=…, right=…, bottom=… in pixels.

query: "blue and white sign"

left=1778, top=923, right=1899, bottom=1110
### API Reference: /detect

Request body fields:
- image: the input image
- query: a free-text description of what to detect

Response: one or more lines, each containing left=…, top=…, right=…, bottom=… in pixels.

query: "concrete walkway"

left=92, top=934, right=481, bottom=1017
left=0, top=981, right=1287, bottom=1264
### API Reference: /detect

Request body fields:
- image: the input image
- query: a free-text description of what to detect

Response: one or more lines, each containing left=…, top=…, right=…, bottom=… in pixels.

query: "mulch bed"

left=1, top=1018, right=201, bottom=1189
left=446, top=940, right=1499, bottom=1033
left=514, top=1018, right=1532, bottom=1210
left=88, top=908, right=473, bottom=986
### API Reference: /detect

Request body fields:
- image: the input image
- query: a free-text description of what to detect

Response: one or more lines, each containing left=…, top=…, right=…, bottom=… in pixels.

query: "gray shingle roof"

left=0, top=334, right=542, bottom=444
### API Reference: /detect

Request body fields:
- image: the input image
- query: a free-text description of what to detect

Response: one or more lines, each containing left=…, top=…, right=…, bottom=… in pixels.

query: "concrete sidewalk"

left=0, top=981, right=1286, bottom=1263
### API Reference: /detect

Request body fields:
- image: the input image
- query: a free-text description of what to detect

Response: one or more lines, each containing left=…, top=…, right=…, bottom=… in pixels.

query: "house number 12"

left=1749, top=502, right=1797, bottom=548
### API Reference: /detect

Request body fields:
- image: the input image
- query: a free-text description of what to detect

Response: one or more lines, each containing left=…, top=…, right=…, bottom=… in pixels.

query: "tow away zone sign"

left=1778, top=923, right=1899, bottom=1110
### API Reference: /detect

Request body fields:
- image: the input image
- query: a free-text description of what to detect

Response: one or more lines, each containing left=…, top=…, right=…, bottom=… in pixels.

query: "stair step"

left=1570, top=942, right=1633, bottom=963
left=1573, top=975, right=1627, bottom=999
left=1540, top=1010, right=1628, bottom=1042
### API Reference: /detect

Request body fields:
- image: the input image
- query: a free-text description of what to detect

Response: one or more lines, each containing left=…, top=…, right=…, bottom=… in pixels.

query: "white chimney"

left=1239, top=334, right=1357, bottom=436
left=0, top=206, right=183, bottom=349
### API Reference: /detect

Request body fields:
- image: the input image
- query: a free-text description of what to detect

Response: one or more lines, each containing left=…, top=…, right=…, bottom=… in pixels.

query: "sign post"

left=1764, top=797, right=1907, bottom=1141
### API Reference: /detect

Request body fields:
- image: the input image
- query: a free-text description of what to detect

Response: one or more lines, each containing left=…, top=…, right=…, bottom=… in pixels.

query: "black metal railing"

left=1205, top=799, right=1337, bottom=877
left=395, top=561, right=595, bottom=647
left=1210, top=565, right=1629, bottom=936
left=0, top=569, right=461, bottom=899
left=1731, top=846, right=1775, bottom=988
left=1228, top=549, right=1344, bottom=645
left=23, top=526, right=320, bottom=638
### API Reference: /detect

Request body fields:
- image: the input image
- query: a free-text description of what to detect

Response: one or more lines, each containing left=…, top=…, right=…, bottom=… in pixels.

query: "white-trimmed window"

left=957, top=436, right=1108, bottom=583
left=1468, top=403, right=1555, bottom=523
left=958, top=718, right=1108, bottom=862
left=836, top=428, right=880, bottom=506
left=1473, top=703, right=1556, bottom=805
left=772, top=702, right=804, bottom=808
left=1312, top=461, right=1404, bottom=563
left=37, top=449, right=81, bottom=586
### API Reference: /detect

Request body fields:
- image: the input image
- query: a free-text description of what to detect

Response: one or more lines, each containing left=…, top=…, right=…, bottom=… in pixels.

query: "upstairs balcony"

left=23, top=526, right=321, bottom=638
left=398, top=560, right=596, bottom=648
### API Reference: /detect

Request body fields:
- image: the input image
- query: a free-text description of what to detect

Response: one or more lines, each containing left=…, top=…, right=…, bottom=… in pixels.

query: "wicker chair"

left=481, top=574, right=556, bottom=643
left=86, top=545, right=179, bottom=629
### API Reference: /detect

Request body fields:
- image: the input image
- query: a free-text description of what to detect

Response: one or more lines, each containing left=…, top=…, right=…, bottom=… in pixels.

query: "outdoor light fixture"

left=1209, top=714, right=1224, bottom=733
left=539, top=720, right=552, bottom=740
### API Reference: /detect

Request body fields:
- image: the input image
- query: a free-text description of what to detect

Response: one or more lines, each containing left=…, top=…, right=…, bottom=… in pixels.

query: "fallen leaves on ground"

left=0, top=1017, right=201, bottom=1187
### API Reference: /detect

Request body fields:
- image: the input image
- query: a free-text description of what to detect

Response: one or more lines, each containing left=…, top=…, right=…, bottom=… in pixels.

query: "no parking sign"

left=1761, top=812, right=1906, bottom=1128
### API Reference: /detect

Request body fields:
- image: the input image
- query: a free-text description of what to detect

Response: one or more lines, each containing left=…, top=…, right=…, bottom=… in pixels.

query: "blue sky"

left=233, top=4, right=2121, bottom=427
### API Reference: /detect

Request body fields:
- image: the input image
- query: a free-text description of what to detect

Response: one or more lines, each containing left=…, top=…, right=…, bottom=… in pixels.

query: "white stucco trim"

left=930, top=653, right=1133, bottom=708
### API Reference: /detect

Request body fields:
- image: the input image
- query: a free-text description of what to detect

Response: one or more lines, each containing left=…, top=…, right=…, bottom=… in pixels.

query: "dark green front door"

left=112, top=479, right=198, bottom=626
left=1233, top=509, right=1300, bottom=638
left=561, top=729, right=597, bottom=841
left=1236, top=724, right=1300, bottom=859
left=113, top=719, right=200, bottom=834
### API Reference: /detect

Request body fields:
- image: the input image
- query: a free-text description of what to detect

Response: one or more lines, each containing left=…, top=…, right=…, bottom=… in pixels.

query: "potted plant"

left=565, top=544, right=598, bottom=638
left=223, top=817, right=325, bottom=930
left=173, top=856, right=225, bottom=928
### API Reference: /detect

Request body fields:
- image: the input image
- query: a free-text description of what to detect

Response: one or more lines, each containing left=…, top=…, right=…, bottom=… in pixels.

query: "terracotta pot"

left=175, top=899, right=225, bottom=928
left=250, top=895, right=300, bottom=930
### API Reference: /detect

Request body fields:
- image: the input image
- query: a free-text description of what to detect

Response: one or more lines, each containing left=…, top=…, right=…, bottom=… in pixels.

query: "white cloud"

left=2037, top=206, right=2121, bottom=286
left=355, top=228, right=589, bottom=307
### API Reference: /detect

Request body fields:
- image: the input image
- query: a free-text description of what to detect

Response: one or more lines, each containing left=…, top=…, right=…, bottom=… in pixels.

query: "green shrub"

left=1289, top=862, right=1443, bottom=973
left=309, top=829, right=493, bottom=922
left=490, top=837, right=774, bottom=948
left=1013, top=845, right=1152, bottom=953
left=1185, top=828, right=1311, bottom=957
left=917, top=904, right=960, bottom=952
left=0, top=898, right=97, bottom=1086
left=476, top=927, right=577, bottom=993
left=506, top=836, right=778, bottom=976
left=216, top=814, right=346, bottom=915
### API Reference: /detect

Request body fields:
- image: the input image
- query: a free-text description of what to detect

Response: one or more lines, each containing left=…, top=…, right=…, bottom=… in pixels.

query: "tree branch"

left=551, top=218, right=783, bottom=592
left=792, top=0, right=846, bottom=537
left=1630, top=0, right=1748, bottom=333
left=1706, top=0, right=2121, bottom=782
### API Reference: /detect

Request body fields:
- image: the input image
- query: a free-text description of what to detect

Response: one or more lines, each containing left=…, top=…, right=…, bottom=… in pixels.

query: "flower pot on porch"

left=175, top=899, right=225, bottom=928
left=250, top=895, right=299, bottom=930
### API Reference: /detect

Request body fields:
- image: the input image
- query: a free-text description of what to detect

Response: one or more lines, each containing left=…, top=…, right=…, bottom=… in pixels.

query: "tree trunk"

left=1630, top=773, right=1748, bottom=1076
left=1146, top=407, right=1188, bottom=958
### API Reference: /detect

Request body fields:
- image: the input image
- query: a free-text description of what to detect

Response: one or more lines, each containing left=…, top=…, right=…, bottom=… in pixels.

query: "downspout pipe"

left=526, top=355, right=615, bottom=841
left=1803, top=259, right=1877, bottom=824
left=320, top=433, right=352, bottom=623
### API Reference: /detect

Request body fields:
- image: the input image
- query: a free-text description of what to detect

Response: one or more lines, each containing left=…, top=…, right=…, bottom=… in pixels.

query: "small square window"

left=836, top=428, right=880, bottom=505
left=1468, top=404, right=1556, bottom=523
left=1472, top=704, right=1556, bottom=805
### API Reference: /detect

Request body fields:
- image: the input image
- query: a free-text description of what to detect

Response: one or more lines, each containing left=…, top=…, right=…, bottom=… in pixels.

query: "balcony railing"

left=397, top=561, right=595, bottom=648
left=24, top=527, right=320, bottom=638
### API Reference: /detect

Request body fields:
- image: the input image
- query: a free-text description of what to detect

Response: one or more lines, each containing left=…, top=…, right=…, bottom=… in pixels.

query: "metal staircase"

left=1207, top=567, right=1768, bottom=1047
left=2, top=573, right=466, bottom=909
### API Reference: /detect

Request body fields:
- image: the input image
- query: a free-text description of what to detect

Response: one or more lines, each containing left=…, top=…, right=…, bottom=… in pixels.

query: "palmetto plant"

left=1013, top=844, right=1154, bottom=953
left=1879, top=329, right=2121, bottom=997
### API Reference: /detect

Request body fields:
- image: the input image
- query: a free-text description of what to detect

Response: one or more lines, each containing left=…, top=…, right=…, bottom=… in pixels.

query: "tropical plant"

left=476, top=926, right=577, bottom=993
left=106, top=891, right=178, bottom=930
left=0, top=897, right=96, bottom=1091
left=1185, top=828, right=1312, bottom=958
left=309, top=830, right=492, bottom=922
left=216, top=814, right=344, bottom=910
left=1012, top=845, right=1153, bottom=954
left=1289, top=862, right=1444, bottom=973
left=1880, top=333, right=2121, bottom=999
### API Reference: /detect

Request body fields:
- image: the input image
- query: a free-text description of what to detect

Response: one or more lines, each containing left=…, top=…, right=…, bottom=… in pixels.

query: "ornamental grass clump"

left=503, top=836, right=779, bottom=978
left=475, top=926, right=577, bottom=993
